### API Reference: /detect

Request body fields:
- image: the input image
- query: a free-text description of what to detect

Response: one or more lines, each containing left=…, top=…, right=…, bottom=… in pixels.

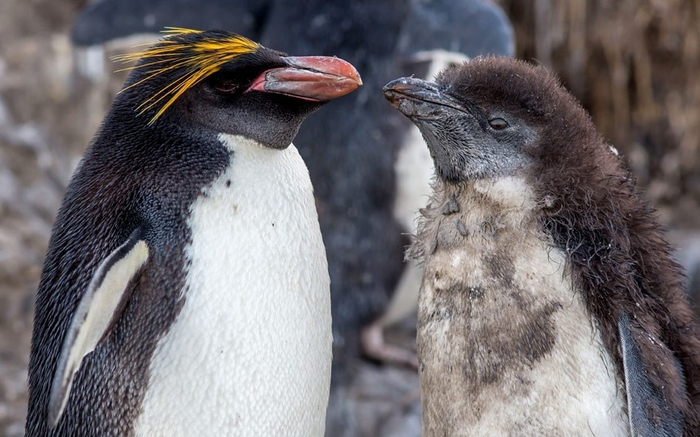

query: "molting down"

left=384, top=57, right=700, bottom=436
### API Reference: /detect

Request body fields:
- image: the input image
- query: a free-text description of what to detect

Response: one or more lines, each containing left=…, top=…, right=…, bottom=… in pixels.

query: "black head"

left=383, top=57, right=601, bottom=183
left=114, top=29, right=362, bottom=149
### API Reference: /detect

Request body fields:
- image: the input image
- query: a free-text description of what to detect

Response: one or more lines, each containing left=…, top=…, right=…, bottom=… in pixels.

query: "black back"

left=26, top=96, right=230, bottom=435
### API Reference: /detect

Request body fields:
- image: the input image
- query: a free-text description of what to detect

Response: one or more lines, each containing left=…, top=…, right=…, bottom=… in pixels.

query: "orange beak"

left=249, top=56, right=362, bottom=102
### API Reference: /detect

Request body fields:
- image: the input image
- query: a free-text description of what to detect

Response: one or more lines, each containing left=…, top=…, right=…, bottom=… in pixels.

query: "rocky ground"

left=1, top=1, right=699, bottom=436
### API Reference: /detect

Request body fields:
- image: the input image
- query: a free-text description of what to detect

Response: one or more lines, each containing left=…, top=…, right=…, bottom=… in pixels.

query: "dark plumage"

left=384, top=57, right=700, bottom=435
left=26, top=29, right=359, bottom=436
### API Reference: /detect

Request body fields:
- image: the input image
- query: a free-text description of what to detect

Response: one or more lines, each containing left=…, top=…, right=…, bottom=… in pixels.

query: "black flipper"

left=48, top=229, right=149, bottom=428
left=619, top=312, right=685, bottom=437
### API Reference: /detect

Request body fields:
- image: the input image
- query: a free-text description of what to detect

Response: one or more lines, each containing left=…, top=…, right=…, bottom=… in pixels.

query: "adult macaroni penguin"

left=26, top=28, right=360, bottom=436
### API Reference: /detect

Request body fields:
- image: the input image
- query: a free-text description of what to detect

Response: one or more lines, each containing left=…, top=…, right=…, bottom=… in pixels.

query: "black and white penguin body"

left=384, top=57, right=700, bottom=436
left=26, top=29, right=361, bottom=436
left=261, top=0, right=516, bottom=372
left=363, top=0, right=515, bottom=365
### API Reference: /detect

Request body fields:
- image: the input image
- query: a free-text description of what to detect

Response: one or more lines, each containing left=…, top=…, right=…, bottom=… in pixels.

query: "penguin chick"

left=26, top=28, right=360, bottom=437
left=383, top=57, right=700, bottom=436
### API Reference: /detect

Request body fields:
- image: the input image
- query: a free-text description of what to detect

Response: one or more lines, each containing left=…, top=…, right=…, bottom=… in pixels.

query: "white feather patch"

left=134, top=134, right=332, bottom=436
left=48, top=234, right=149, bottom=428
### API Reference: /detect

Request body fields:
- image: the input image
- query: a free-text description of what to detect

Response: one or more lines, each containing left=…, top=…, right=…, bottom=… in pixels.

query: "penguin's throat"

left=409, top=176, right=540, bottom=263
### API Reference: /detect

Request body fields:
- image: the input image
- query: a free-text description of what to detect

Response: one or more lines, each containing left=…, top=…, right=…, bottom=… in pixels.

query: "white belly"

left=422, top=243, right=629, bottom=436
left=134, top=135, right=332, bottom=437
left=418, top=177, right=629, bottom=436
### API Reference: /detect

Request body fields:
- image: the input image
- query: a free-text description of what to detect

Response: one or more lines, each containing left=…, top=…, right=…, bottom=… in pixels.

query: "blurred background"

left=1, top=0, right=699, bottom=436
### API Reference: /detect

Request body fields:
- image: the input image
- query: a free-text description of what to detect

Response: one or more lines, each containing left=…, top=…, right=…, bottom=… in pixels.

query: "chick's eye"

left=488, top=118, right=509, bottom=130
left=215, top=80, right=239, bottom=93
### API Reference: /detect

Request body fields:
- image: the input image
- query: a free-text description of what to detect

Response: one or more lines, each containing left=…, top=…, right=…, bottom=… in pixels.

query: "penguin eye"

left=214, top=79, right=240, bottom=93
left=488, top=118, right=509, bottom=130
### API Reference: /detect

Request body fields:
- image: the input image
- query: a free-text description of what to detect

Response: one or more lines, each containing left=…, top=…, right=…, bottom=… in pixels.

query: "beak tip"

left=382, top=79, right=411, bottom=105
left=336, top=62, right=362, bottom=90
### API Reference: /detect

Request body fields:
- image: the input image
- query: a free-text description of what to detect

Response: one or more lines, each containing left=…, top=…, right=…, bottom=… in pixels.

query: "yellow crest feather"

left=112, top=28, right=261, bottom=124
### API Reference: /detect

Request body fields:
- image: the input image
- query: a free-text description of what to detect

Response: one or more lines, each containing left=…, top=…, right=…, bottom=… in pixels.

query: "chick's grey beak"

left=383, top=77, right=463, bottom=119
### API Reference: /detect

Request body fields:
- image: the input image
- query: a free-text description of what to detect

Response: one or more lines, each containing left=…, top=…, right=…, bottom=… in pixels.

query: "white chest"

left=135, top=135, right=332, bottom=437
left=417, top=178, right=629, bottom=436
